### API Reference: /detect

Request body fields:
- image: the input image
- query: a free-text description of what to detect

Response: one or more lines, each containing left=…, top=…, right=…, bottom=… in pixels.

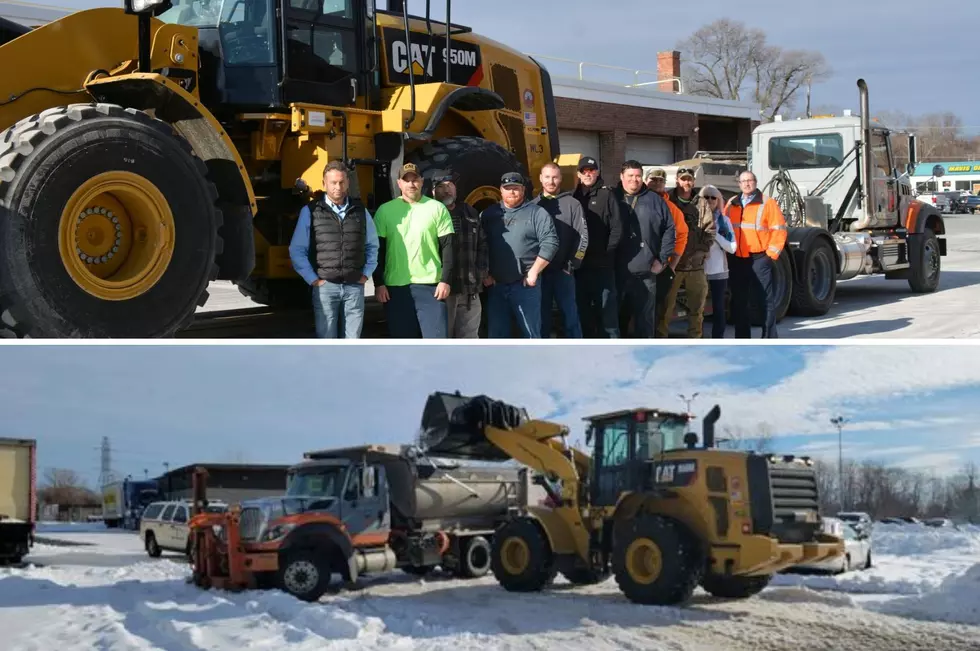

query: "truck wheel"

left=145, top=533, right=161, bottom=558
left=612, top=515, right=702, bottom=606
left=744, top=251, right=792, bottom=327
left=458, top=535, right=492, bottom=578
left=789, top=237, right=837, bottom=316
left=0, top=103, right=222, bottom=338
left=406, top=136, right=525, bottom=213
left=277, top=549, right=333, bottom=602
left=908, top=228, right=941, bottom=293
left=491, top=517, right=556, bottom=592
left=700, top=573, right=771, bottom=599
left=236, top=278, right=311, bottom=309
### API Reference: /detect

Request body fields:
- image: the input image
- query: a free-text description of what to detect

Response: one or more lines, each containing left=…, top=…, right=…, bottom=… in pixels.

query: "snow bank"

left=873, top=562, right=980, bottom=626
left=870, top=523, right=980, bottom=556
left=35, top=522, right=112, bottom=534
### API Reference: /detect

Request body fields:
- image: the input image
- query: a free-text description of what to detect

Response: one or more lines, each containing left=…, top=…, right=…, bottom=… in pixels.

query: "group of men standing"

left=288, top=155, right=787, bottom=339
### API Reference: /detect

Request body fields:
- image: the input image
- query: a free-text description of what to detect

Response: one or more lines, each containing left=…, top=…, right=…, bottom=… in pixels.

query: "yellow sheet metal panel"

left=0, top=439, right=34, bottom=521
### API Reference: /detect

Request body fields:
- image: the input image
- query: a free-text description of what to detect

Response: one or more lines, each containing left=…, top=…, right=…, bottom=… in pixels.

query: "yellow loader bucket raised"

left=418, top=392, right=529, bottom=461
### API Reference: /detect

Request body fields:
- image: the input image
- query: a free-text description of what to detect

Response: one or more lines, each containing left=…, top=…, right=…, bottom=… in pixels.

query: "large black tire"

left=0, top=103, right=222, bottom=338
left=789, top=237, right=837, bottom=316
left=145, top=533, right=161, bottom=558
left=277, top=549, right=334, bottom=602
left=908, top=228, right=941, bottom=293
left=700, top=573, right=771, bottom=599
left=405, top=136, right=525, bottom=213
left=490, top=517, right=556, bottom=593
left=457, top=535, right=492, bottom=579
left=612, top=515, right=703, bottom=606
left=236, top=278, right=311, bottom=309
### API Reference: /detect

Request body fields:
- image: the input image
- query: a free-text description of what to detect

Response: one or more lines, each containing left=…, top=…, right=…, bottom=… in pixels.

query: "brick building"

left=546, top=51, right=760, bottom=174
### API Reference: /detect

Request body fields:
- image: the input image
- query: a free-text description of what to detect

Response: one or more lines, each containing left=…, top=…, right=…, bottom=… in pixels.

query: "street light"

left=678, top=393, right=699, bottom=415
left=830, top=416, right=847, bottom=510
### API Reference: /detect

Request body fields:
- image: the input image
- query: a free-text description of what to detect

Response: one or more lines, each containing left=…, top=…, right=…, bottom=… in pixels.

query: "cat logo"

left=383, top=27, right=483, bottom=87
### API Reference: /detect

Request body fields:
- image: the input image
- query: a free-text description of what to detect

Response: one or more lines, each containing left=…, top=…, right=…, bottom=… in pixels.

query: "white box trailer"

left=0, top=437, right=36, bottom=564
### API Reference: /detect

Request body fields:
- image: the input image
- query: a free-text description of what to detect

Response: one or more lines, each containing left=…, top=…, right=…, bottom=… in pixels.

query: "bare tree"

left=716, top=422, right=774, bottom=453
left=676, top=19, right=829, bottom=120
left=39, top=468, right=99, bottom=507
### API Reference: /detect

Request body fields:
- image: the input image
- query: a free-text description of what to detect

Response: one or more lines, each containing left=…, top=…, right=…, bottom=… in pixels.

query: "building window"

left=768, top=133, right=844, bottom=170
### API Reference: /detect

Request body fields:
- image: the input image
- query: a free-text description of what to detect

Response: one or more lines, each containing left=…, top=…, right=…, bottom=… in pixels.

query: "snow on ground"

left=2, top=522, right=979, bottom=650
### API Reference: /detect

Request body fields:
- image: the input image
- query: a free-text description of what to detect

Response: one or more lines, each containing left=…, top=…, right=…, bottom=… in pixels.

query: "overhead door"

left=559, top=129, right=601, bottom=167
left=625, top=136, right=675, bottom=165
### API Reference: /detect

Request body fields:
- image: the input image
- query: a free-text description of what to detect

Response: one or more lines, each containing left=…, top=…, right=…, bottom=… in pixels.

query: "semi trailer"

left=102, top=477, right=162, bottom=529
left=189, top=442, right=543, bottom=601
left=0, top=437, right=37, bottom=565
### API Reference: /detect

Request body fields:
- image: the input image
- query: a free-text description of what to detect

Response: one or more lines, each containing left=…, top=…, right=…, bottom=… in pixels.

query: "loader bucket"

left=418, top=391, right=529, bottom=461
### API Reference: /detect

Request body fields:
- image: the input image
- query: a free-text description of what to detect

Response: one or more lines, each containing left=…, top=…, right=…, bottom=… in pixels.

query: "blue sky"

left=3, top=344, right=980, bottom=488
left=50, top=0, right=980, bottom=134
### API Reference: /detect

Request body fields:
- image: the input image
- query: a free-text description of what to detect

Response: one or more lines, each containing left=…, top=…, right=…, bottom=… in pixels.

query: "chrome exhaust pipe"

left=856, top=79, right=874, bottom=229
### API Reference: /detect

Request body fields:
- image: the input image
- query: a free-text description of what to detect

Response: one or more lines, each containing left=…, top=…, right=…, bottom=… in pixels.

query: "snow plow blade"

left=418, top=391, right=529, bottom=461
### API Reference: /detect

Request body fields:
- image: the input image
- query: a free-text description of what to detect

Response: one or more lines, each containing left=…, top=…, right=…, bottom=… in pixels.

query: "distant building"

left=912, top=161, right=980, bottom=195
left=154, top=463, right=290, bottom=505
left=0, top=1, right=71, bottom=28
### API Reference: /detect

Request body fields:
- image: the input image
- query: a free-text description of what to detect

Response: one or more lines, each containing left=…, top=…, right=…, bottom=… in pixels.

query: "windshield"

left=158, top=0, right=223, bottom=27
left=637, top=416, right=691, bottom=459
left=158, top=0, right=276, bottom=66
left=286, top=466, right=349, bottom=498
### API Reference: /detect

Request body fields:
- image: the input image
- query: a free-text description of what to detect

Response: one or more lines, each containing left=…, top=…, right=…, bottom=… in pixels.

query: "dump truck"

left=188, top=442, right=543, bottom=601
left=417, top=391, right=844, bottom=606
left=658, top=79, right=945, bottom=325
left=0, top=0, right=574, bottom=337
left=0, top=437, right=37, bottom=565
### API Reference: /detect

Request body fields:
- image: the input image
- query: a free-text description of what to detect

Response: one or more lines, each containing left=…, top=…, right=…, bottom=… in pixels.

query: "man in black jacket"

left=573, top=156, right=623, bottom=338
left=533, top=162, right=589, bottom=338
left=616, top=160, right=675, bottom=337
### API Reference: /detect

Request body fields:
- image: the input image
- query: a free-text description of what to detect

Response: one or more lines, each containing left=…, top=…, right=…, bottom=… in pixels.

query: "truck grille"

left=238, top=507, right=263, bottom=542
left=746, top=455, right=821, bottom=543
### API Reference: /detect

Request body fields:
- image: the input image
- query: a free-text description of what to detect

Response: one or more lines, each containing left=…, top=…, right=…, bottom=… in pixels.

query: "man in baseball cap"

left=372, top=160, right=456, bottom=338
left=479, top=170, right=559, bottom=337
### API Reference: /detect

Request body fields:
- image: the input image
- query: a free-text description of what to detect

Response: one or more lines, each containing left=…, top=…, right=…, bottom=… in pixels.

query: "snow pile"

left=873, top=562, right=980, bottom=626
left=870, top=523, right=980, bottom=556
left=34, top=521, right=111, bottom=535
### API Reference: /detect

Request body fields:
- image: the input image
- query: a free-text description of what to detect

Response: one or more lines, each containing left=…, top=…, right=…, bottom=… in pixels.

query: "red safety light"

left=634, top=411, right=647, bottom=423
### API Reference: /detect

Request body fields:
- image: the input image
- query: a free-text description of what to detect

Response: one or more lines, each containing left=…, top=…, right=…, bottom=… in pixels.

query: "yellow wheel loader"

left=0, top=0, right=571, bottom=337
left=418, top=391, right=845, bottom=606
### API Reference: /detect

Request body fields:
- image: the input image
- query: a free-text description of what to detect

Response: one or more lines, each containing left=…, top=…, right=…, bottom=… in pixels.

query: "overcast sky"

left=4, top=344, right=980, bottom=486
left=50, top=0, right=980, bottom=133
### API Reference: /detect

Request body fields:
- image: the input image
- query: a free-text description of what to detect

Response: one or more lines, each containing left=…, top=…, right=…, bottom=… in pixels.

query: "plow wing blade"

left=419, top=391, right=529, bottom=461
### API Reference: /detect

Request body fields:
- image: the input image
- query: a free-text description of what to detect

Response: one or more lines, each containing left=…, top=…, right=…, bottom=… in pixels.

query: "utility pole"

left=830, top=416, right=847, bottom=510
left=98, top=436, right=114, bottom=489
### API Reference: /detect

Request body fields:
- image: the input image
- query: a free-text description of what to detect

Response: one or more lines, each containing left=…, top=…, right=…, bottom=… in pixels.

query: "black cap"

left=500, top=172, right=524, bottom=187
left=578, top=156, right=598, bottom=171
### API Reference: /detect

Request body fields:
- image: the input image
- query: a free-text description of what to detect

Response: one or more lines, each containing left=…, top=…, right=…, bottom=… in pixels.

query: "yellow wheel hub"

left=499, top=536, right=530, bottom=575
left=465, top=185, right=501, bottom=212
left=58, top=171, right=175, bottom=301
left=624, top=538, right=662, bottom=585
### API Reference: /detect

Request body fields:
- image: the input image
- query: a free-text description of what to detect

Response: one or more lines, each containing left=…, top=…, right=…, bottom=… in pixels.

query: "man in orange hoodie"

left=645, top=169, right=688, bottom=336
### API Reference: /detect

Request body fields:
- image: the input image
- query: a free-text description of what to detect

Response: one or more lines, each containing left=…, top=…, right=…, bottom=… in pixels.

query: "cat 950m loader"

left=0, top=0, right=569, bottom=337
left=420, top=391, right=844, bottom=605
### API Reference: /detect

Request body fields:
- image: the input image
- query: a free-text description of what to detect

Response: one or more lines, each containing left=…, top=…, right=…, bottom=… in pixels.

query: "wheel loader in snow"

left=0, top=0, right=571, bottom=337
left=420, top=391, right=844, bottom=605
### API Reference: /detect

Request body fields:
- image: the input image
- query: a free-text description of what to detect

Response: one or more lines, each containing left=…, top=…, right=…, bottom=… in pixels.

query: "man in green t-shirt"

left=372, top=163, right=456, bottom=338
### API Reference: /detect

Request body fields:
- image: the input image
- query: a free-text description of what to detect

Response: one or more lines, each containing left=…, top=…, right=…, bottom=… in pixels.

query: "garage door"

left=559, top=130, right=601, bottom=167
left=625, top=136, right=675, bottom=165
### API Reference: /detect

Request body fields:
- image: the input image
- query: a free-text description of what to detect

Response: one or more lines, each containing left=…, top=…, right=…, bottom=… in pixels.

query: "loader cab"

left=157, top=0, right=376, bottom=112
left=584, top=408, right=692, bottom=507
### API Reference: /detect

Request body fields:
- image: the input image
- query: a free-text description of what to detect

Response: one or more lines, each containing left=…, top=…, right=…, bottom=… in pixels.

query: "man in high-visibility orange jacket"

left=724, top=171, right=788, bottom=338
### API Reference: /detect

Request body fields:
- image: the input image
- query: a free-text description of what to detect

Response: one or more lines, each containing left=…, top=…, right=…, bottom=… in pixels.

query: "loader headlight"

left=125, top=0, right=173, bottom=16
left=261, top=522, right=297, bottom=542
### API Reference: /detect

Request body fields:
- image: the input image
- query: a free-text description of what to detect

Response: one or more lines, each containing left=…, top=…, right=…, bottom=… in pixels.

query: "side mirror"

left=124, top=0, right=173, bottom=16
left=907, top=163, right=915, bottom=176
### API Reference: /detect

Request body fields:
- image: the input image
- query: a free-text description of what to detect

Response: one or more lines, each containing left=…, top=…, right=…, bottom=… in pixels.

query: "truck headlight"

left=261, top=523, right=297, bottom=542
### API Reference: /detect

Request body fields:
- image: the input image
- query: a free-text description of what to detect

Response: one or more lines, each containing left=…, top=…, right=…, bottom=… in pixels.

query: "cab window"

left=172, top=506, right=188, bottom=524
left=142, top=503, right=164, bottom=520
left=597, top=421, right=630, bottom=468
left=159, top=504, right=176, bottom=521
left=769, top=133, right=844, bottom=170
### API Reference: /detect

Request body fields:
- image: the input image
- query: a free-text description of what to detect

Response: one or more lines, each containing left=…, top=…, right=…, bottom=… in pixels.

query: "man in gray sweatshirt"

left=480, top=172, right=560, bottom=338
left=533, top=162, right=589, bottom=338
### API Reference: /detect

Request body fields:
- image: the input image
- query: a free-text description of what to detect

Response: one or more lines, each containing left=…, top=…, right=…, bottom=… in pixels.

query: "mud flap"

left=418, top=392, right=529, bottom=461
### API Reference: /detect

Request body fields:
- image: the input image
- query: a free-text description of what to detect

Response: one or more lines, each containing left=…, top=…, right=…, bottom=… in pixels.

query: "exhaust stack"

left=702, top=404, right=721, bottom=448
left=857, top=79, right=874, bottom=228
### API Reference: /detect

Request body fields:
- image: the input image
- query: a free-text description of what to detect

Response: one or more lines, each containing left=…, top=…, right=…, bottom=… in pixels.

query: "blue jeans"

left=312, top=281, right=365, bottom=338
left=385, top=284, right=449, bottom=338
left=575, top=267, right=619, bottom=338
left=540, top=269, right=582, bottom=338
left=487, top=281, right=542, bottom=338
left=709, top=278, right=727, bottom=338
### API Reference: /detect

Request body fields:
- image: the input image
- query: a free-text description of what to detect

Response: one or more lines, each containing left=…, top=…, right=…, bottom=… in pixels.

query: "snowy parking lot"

left=1, top=522, right=978, bottom=650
